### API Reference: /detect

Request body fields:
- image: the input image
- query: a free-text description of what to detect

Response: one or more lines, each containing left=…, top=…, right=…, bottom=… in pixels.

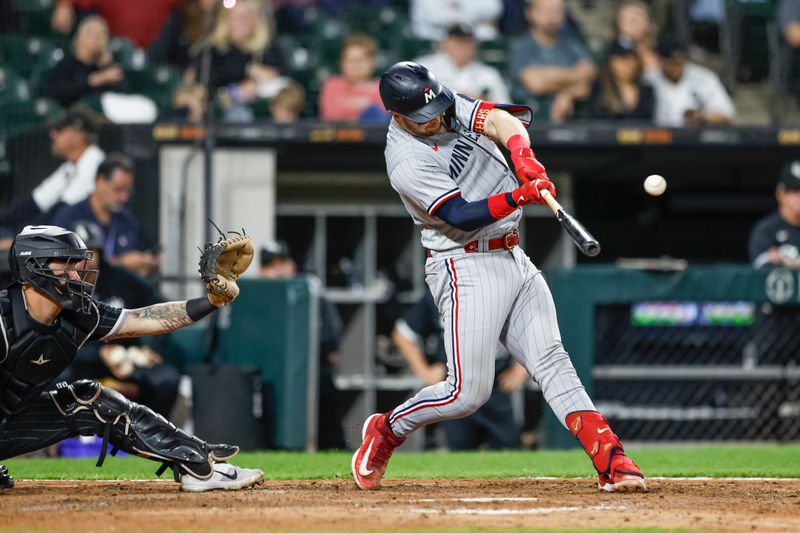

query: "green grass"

left=4, top=444, right=800, bottom=480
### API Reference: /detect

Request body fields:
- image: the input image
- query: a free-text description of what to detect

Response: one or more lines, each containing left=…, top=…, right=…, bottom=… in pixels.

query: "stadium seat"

left=126, top=64, right=182, bottom=110
left=0, top=66, right=30, bottom=103
left=0, top=97, right=60, bottom=135
left=0, top=34, right=57, bottom=79
left=110, top=37, right=146, bottom=71
left=12, top=0, right=54, bottom=36
left=342, top=6, right=402, bottom=49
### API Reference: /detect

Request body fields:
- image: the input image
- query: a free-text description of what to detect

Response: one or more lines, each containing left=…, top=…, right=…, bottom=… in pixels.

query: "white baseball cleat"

left=180, top=463, right=264, bottom=492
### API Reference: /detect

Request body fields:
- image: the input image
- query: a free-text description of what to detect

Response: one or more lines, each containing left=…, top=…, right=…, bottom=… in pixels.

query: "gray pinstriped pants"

left=389, top=246, right=594, bottom=438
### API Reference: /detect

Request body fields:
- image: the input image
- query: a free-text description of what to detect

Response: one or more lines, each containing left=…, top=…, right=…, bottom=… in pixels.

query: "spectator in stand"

left=645, top=33, right=735, bottom=127
left=509, top=0, right=597, bottom=123
left=47, top=16, right=127, bottom=109
left=171, top=83, right=208, bottom=123
left=59, top=221, right=180, bottom=418
left=613, top=1, right=658, bottom=70
left=184, top=0, right=287, bottom=123
left=51, top=0, right=182, bottom=49
left=51, top=154, right=160, bottom=278
left=748, top=160, right=800, bottom=268
left=592, top=37, right=654, bottom=121
left=258, top=242, right=346, bottom=450
left=778, top=0, right=800, bottom=99
left=409, top=0, right=503, bottom=41
left=0, top=111, right=105, bottom=231
left=415, top=24, right=510, bottom=102
left=270, top=81, right=306, bottom=124
left=318, top=34, right=385, bottom=123
left=149, top=0, right=218, bottom=69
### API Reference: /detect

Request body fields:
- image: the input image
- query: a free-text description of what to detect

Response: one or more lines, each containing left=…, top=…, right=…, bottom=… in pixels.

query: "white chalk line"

left=417, top=497, right=540, bottom=503
left=409, top=504, right=629, bottom=516
left=17, top=476, right=800, bottom=483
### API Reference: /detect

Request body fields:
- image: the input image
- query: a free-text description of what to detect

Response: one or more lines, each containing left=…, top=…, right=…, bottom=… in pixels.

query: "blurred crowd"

left=0, top=0, right=799, bottom=130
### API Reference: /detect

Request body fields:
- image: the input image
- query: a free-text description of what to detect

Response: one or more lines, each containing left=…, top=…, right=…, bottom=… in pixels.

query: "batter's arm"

left=481, top=108, right=529, bottom=149
left=392, top=324, right=445, bottom=386
left=482, top=108, right=550, bottom=186
left=104, top=296, right=219, bottom=340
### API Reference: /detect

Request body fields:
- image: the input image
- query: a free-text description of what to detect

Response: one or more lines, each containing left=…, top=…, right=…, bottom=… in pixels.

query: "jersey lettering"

left=449, top=140, right=474, bottom=180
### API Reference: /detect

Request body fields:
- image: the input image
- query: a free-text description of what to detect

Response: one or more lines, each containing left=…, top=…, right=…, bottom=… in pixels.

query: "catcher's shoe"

left=0, top=465, right=14, bottom=491
left=598, top=453, right=647, bottom=492
left=209, top=443, right=240, bottom=462
left=351, top=413, right=405, bottom=490
left=181, top=463, right=263, bottom=492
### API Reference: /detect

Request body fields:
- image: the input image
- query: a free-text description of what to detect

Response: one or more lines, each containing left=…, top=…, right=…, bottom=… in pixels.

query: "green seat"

left=342, top=6, right=403, bottom=49
left=0, top=67, right=30, bottom=103
left=0, top=34, right=57, bottom=79
left=12, top=0, right=55, bottom=36
left=477, top=37, right=508, bottom=71
left=126, top=64, right=182, bottom=110
left=110, top=37, right=144, bottom=71
left=727, top=0, right=777, bottom=16
left=0, top=97, right=59, bottom=135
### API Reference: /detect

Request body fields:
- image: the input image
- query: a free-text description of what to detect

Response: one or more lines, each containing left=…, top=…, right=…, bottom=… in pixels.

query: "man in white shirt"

left=409, top=0, right=503, bottom=41
left=415, top=24, right=510, bottom=102
left=0, top=110, right=105, bottom=230
left=644, top=34, right=735, bottom=127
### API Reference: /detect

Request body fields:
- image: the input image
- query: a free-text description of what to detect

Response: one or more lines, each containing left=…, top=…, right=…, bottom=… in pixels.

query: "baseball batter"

left=351, top=61, right=646, bottom=492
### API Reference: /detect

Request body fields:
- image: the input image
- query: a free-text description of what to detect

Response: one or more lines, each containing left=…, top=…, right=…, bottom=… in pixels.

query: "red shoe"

left=598, top=453, right=647, bottom=492
left=351, top=413, right=404, bottom=490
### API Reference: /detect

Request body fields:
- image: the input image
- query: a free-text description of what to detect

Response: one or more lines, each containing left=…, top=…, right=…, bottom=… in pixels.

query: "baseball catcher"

left=0, top=225, right=260, bottom=492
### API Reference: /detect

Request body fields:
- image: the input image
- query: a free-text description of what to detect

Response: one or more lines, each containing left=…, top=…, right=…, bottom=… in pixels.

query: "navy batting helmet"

left=379, top=61, right=455, bottom=123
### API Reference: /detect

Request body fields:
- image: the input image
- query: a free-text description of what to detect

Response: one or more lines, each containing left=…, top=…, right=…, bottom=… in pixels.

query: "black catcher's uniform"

left=0, top=226, right=236, bottom=491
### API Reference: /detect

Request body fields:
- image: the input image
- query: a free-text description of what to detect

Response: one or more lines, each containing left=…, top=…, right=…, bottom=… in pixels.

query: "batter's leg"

left=389, top=254, right=521, bottom=437
left=352, top=253, right=521, bottom=489
left=500, top=249, right=646, bottom=492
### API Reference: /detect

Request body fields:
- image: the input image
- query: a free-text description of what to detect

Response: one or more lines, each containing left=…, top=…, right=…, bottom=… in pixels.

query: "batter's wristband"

left=186, top=297, right=217, bottom=321
left=487, top=192, right=518, bottom=219
left=507, top=134, right=530, bottom=154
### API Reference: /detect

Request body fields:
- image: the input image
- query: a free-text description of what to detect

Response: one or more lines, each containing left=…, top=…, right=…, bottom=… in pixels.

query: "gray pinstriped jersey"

left=385, top=93, right=521, bottom=251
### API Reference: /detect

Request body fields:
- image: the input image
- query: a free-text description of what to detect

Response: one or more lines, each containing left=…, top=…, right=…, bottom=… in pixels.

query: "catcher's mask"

left=9, top=225, right=98, bottom=314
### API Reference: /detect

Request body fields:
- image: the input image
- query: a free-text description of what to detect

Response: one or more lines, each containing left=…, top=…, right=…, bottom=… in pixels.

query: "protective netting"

left=594, top=303, right=800, bottom=442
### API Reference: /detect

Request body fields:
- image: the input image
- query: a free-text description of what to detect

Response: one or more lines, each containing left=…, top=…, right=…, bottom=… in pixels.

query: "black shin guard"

left=49, top=380, right=215, bottom=480
left=0, top=465, right=13, bottom=491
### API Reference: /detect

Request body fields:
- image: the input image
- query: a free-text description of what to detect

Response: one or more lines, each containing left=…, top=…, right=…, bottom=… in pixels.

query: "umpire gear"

left=9, top=225, right=97, bottom=314
left=379, top=61, right=455, bottom=123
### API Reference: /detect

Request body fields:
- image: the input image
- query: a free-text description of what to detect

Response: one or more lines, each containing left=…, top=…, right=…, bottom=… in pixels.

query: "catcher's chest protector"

left=0, top=286, right=98, bottom=418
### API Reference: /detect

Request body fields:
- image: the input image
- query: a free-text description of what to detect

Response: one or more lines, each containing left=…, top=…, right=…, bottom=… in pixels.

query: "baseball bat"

left=540, top=189, right=601, bottom=257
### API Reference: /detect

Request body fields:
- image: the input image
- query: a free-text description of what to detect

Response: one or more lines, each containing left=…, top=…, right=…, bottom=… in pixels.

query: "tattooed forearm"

left=110, top=302, right=193, bottom=339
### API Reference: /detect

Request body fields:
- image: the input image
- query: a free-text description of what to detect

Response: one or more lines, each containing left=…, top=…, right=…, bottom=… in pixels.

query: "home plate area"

left=3, top=477, right=799, bottom=532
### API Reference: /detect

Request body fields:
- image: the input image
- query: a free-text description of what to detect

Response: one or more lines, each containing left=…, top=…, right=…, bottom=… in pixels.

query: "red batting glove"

left=511, top=178, right=557, bottom=206
left=508, top=134, right=548, bottom=183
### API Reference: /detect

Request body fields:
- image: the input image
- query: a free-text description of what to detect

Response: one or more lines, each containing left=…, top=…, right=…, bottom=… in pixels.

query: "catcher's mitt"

left=198, top=229, right=254, bottom=306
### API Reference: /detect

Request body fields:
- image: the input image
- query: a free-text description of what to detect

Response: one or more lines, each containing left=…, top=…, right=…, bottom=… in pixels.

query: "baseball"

left=644, top=174, right=667, bottom=196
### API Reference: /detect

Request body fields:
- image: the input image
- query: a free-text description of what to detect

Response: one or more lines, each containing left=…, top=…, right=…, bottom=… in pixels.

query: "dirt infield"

left=1, top=478, right=799, bottom=532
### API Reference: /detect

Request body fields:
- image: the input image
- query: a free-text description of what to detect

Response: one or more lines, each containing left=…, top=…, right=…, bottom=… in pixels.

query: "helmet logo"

left=424, top=87, right=434, bottom=104
left=19, top=251, right=31, bottom=256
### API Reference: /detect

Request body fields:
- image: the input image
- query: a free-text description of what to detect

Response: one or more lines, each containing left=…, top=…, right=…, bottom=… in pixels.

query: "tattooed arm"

left=104, top=297, right=217, bottom=340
